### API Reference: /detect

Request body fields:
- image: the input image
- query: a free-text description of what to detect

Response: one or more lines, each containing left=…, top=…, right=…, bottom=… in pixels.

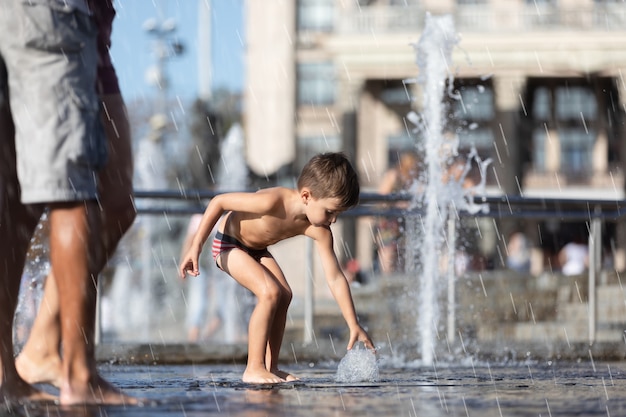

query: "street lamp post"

left=143, top=17, right=185, bottom=124
left=137, top=17, right=185, bottom=340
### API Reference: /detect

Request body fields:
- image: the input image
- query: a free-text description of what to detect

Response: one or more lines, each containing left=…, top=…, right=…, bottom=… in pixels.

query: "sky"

left=110, top=0, right=244, bottom=103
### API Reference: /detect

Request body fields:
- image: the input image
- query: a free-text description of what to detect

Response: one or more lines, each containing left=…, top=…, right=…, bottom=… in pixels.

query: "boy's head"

left=297, top=152, right=360, bottom=209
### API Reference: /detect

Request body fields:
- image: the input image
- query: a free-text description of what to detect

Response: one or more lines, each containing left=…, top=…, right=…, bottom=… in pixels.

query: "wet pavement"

left=6, top=359, right=626, bottom=416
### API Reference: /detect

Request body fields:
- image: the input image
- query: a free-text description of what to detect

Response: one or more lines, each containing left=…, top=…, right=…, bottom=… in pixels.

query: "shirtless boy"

left=179, top=152, right=374, bottom=383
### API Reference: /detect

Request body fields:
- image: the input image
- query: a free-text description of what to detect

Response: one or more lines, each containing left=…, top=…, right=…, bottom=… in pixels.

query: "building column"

left=343, top=79, right=379, bottom=272
left=492, top=73, right=542, bottom=272
left=592, top=134, right=608, bottom=174
left=614, top=75, right=626, bottom=272
left=544, top=128, right=561, bottom=174
left=356, top=81, right=385, bottom=189
left=492, top=73, right=526, bottom=196
left=244, top=0, right=295, bottom=176
left=339, top=79, right=363, bottom=271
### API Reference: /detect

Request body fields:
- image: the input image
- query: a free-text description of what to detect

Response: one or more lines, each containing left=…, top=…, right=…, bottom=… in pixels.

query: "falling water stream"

left=412, top=13, right=459, bottom=366
left=408, top=14, right=490, bottom=365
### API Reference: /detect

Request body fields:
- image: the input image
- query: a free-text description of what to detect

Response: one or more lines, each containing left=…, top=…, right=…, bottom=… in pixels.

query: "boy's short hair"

left=297, top=152, right=360, bottom=209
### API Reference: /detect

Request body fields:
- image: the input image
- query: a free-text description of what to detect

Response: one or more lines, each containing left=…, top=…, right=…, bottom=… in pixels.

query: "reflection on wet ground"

left=7, top=360, right=626, bottom=416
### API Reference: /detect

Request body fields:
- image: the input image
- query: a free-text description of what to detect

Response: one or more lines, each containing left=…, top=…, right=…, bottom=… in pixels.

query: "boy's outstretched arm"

left=312, top=230, right=374, bottom=351
left=178, top=194, right=228, bottom=278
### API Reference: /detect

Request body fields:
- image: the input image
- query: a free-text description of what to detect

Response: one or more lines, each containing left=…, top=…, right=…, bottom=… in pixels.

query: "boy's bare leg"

left=16, top=93, right=135, bottom=388
left=0, top=178, right=53, bottom=403
left=260, top=258, right=297, bottom=381
left=220, top=252, right=285, bottom=384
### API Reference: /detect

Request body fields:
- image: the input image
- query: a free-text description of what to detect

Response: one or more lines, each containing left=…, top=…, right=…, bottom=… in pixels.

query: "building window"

left=531, top=87, right=550, bottom=120
left=297, top=62, right=336, bottom=106
left=358, top=0, right=420, bottom=5
left=555, top=86, right=597, bottom=120
left=451, top=83, right=495, bottom=150
left=297, top=0, right=334, bottom=32
left=559, top=128, right=595, bottom=174
left=459, top=127, right=495, bottom=149
left=525, top=79, right=606, bottom=176
left=524, top=0, right=558, bottom=28
left=532, top=127, right=547, bottom=172
left=390, top=0, right=419, bottom=5
left=525, top=0, right=555, bottom=3
left=387, top=133, right=417, bottom=166
left=554, top=85, right=596, bottom=174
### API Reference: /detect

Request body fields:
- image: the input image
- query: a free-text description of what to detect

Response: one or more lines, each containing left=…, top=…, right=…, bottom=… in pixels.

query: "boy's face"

left=302, top=190, right=345, bottom=227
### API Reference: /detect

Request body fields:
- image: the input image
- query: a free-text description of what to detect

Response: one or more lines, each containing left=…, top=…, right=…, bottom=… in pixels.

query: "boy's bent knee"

left=282, top=289, right=293, bottom=306
left=258, top=283, right=283, bottom=306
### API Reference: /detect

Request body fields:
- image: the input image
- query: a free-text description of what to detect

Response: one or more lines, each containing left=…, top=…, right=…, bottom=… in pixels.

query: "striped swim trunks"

left=212, top=232, right=271, bottom=265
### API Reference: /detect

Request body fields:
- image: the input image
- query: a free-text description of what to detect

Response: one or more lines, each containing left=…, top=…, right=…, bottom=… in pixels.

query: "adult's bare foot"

left=0, top=378, right=56, bottom=407
left=15, top=352, right=62, bottom=388
left=271, top=369, right=299, bottom=382
left=242, top=368, right=285, bottom=384
left=59, top=374, right=139, bottom=406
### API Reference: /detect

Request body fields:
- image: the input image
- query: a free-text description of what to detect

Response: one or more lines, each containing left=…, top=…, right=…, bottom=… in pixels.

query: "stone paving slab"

left=6, top=360, right=626, bottom=416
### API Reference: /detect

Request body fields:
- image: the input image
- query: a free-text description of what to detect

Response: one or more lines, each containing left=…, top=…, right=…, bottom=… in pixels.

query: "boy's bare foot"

left=15, top=352, right=62, bottom=388
left=242, top=368, right=285, bottom=384
left=0, top=378, right=56, bottom=406
left=59, top=374, right=139, bottom=406
left=271, top=369, right=299, bottom=382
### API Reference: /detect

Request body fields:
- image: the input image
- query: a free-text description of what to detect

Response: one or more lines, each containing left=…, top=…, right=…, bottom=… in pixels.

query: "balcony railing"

left=335, top=4, right=626, bottom=34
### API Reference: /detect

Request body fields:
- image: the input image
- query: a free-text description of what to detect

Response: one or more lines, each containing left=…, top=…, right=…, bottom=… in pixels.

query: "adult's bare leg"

left=13, top=276, right=62, bottom=387
left=50, top=202, right=135, bottom=405
left=0, top=180, right=52, bottom=404
left=0, top=90, right=54, bottom=403
left=16, top=93, right=135, bottom=387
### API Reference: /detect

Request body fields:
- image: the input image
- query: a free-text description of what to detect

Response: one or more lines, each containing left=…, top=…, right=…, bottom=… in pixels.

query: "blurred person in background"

left=558, top=235, right=589, bottom=276
left=375, top=151, right=420, bottom=274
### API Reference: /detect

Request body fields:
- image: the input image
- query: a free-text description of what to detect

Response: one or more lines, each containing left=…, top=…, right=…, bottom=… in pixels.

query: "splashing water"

left=335, top=344, right=379, bottom=383
left=405, top=14, right=490, bottom=365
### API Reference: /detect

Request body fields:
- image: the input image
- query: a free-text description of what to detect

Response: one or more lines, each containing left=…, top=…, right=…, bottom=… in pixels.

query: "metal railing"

left=133, top=189, right=626, bottom=345
left=134, top=189, right=626, bottom=220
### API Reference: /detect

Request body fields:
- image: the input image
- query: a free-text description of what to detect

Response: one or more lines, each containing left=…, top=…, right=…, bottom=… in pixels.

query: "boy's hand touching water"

left=348, top=325, right=375, bottom=351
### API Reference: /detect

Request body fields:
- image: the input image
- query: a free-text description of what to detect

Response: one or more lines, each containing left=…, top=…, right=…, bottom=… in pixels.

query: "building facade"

left=244, top=0, right=626, bottom=278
